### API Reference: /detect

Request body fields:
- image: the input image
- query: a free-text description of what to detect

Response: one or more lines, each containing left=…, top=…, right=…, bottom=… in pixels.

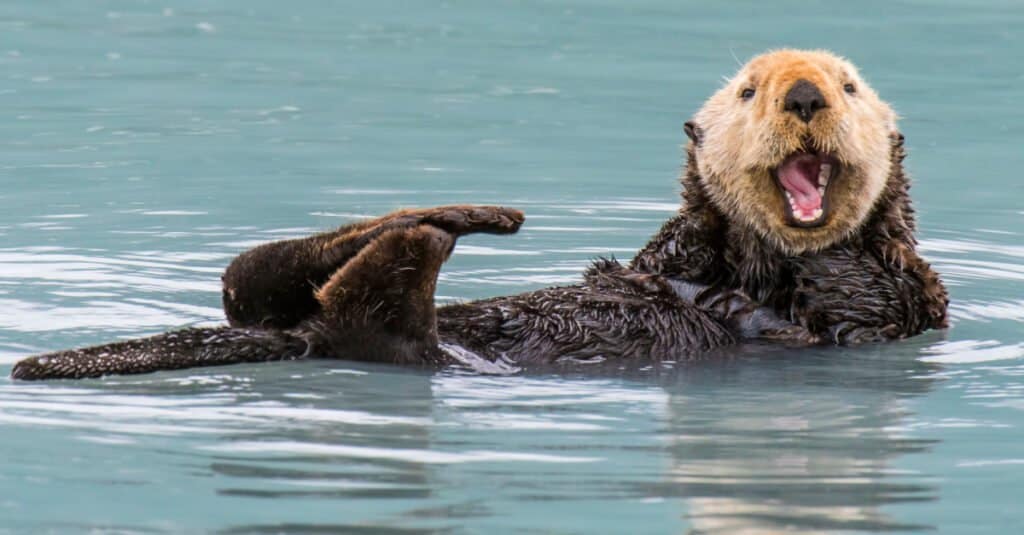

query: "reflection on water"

left=660, top=350, right=939, bottom=534
left=0, top=348, right=945, bottom=533
left=2, top=0, right=1024, bottom=532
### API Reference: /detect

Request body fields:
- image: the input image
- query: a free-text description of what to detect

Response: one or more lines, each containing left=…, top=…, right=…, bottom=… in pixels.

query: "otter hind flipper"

left=10, top=326, right=310, bottom=381
left=15, top=206, right=525, bottom=380
left=310, top=224, right=456, bottom=365
left=222, top=205, right=524, bottom=330
left=306, top=207, right=524, bottom=365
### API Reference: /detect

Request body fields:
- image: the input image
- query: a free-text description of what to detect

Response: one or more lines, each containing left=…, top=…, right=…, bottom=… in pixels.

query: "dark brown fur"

left=10, top=140, right=946, bottom=380
left=10, top=73, right=948, bottom=380
left=632, top=134, right=947, bottom=343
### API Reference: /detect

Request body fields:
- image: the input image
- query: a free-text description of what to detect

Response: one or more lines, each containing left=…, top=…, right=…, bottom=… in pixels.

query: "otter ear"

left=684, top=121, right=704, bottom=146
left=890, top=131, right=905, bottom=147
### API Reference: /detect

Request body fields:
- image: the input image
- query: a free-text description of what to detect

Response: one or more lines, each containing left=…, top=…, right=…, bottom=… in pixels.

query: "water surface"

left=2, top=1, right=1023, bottom=533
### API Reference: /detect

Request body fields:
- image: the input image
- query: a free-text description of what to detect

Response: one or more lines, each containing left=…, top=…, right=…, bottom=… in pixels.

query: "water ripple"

left=202, top=441, right=600, bottom=464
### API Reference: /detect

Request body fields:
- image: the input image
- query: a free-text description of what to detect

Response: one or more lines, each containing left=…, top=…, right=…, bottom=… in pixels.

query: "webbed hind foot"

left=305, top=224, right=456, bottom=364
left=222, top=205, right=524, bottom=329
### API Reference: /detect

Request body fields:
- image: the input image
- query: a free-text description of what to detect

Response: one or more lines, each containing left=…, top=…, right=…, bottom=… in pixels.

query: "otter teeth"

left=792, top=207, right=824, bottom=223
left=792, top=208, right=823, bottom=223
left=783, top=191, right=823, bottom=223
left=818, top=163, right=831, bottom=187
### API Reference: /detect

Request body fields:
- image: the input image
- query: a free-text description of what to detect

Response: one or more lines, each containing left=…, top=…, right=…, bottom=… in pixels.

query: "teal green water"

left=2, top=1, right=1023, bottom=533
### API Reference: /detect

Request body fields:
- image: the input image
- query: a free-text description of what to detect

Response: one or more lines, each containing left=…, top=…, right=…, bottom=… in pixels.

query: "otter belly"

left=434, top=262, right=759, bottom=365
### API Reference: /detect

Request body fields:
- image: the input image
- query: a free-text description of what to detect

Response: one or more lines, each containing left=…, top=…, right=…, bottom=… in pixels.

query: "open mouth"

left=773, top=150, right=838, bottom=227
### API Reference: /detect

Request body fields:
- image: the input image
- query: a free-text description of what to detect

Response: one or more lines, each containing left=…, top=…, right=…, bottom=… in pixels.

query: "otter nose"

left=784, top=79, right=826, bottom=123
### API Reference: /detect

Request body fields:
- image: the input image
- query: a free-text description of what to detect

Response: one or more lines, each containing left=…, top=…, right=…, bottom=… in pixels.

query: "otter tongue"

left=778, top=154, right=822, bottom=218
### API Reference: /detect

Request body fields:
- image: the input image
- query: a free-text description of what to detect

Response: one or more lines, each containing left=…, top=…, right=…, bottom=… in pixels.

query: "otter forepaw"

left=830, top=322, right=902, bottom=346
left=921, top=276, right=950, bottom=329
left=759, top=324, right=822, bottom=347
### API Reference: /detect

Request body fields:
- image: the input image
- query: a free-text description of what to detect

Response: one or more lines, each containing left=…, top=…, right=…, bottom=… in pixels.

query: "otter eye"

left=843, top=83, right=856, bottom=94
left=740, top=88, right=755, bottom=100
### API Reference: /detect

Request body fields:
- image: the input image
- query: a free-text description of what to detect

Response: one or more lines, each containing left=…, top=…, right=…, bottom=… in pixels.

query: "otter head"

left=688, top=49, right=897, bottom=254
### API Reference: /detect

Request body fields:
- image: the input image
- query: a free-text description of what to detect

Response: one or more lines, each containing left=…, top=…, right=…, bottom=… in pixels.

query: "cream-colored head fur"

left=688, top=49, right=897, bottom=254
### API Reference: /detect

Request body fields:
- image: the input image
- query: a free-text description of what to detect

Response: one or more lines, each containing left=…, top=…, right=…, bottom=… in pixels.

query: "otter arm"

left=876, top=240, right=950, bottom=330
left=221, top=205, right=524, bottom=329
left=789, top=248, right=946, bottom=345
left=663, top=278, right=819, bottom=345
left=630, top=212, right=719, bottom=280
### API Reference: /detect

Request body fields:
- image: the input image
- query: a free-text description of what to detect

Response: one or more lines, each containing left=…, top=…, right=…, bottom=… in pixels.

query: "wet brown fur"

left=632, top=134, right=948, bottom=337
left=11, top=50, right=947, bottom=380
left=693, top=50, right=895, bottom=255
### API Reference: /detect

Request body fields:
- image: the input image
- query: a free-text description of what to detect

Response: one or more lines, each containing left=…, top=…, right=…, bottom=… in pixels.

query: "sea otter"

left=11, top=49, right=948, bottom=380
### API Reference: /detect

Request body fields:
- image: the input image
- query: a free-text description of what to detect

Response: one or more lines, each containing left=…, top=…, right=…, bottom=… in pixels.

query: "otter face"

left=689, top=49, right=897, bottom=254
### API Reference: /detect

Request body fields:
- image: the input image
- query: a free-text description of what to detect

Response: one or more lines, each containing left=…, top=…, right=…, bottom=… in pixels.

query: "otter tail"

left=10, top=326, right=312, bottom=381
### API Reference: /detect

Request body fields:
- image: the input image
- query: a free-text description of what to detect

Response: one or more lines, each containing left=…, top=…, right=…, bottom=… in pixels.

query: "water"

left=1, top=1, right=1022, bottom=532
